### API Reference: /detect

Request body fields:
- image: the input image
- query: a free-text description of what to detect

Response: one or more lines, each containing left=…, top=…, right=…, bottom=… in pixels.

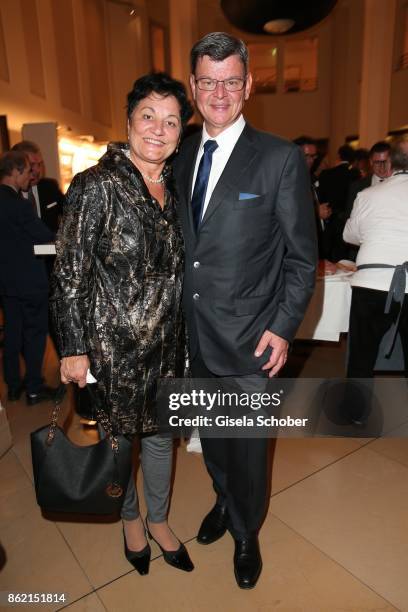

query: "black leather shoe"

left=123, top=528, right=151, bottom=575
left=146, top=521, right=194, bottom=572
left=8, top=385, right=23, bottom=401
left=26, top=385, right=58, bottom=406
left=234, top=536, right=262, bottom=589
left=197, top=504, right=228, bottom=544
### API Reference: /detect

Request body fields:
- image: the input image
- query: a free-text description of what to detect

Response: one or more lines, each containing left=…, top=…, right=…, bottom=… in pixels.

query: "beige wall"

left=0, top=0, right=406, bottom=152
left=328, top=0, right=364, bottom=158
left=389, top=0, right=408, bottom=132
left=244, top=21, right=333, bottom=141
left=105, top=1, right=149, bottom=140
left=196, top=0, right=364, bottom=153
left=195, top=0, right=407, bottom=158
left=0, top=0, right=159, bottom=145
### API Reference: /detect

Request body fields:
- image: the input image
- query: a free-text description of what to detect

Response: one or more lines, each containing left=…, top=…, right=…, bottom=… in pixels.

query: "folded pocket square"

left=46, top=202, right=57, bottom=209
left=238, top=192, right=260, bottom=200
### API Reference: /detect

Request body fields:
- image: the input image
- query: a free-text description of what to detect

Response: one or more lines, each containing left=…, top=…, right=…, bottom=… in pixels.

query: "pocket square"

left=46, top=202, right=57, bottom=209
left=238, top=192, right=260, bottom=200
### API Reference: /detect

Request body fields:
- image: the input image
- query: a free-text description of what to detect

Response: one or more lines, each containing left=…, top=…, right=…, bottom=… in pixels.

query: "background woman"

left=51, top=73, right=193, bottom=575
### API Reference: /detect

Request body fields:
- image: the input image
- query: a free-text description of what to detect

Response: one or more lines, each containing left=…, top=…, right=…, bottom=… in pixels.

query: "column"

left=358, top=0, right=396, bottom=147
left=169, top=0, right=198, bottom=88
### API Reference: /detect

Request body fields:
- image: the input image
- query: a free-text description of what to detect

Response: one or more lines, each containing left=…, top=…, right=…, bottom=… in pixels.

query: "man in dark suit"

left=173, top=32, right=317, bottom=589
left=0, top=151, right=57, bottom=404
left=294, top=135, right=333, bottom=260
left=317, top=144, right=360, bottom=261
left=11, top=140, right=65, bottom=232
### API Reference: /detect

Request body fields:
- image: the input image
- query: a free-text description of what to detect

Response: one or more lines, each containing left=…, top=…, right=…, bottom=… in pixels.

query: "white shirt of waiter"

left=343, top=172, right=408, bottom=293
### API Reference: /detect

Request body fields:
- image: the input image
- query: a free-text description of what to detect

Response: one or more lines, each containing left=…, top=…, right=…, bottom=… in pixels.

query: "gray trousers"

left=121, top=433, right=174, bottom=523
left=98, top=426, right=173, bottom=522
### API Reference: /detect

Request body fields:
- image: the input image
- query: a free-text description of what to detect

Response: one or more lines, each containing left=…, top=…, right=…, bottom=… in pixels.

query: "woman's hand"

left=60, top=355, right=90, bottom=388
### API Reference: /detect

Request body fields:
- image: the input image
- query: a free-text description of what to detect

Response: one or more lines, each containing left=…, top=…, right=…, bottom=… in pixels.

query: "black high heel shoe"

left=123, top=527, right=151, bottom=575
left=146, top=519, right=194, bottom=572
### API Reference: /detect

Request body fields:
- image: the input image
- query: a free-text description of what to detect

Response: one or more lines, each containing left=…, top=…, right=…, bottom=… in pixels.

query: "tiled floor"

left=0, top=338, right=407, bottom=611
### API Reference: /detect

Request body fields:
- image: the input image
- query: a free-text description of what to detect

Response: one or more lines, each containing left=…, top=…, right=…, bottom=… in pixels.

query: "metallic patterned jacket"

left=50, top=142, right=187, bottom=435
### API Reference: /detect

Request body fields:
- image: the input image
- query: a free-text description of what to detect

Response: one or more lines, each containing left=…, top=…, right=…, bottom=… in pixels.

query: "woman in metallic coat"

left=51, top=73, right=193, bottom=575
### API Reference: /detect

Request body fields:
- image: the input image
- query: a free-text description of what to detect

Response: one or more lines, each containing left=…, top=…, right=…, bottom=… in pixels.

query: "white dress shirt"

left=191, top=115, right=246, bottom=221
left=343, top=172, right=408, bottom=292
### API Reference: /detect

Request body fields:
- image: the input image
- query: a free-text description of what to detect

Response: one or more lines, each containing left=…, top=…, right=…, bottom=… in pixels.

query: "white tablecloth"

left=296, top=273, right=352, bottom=341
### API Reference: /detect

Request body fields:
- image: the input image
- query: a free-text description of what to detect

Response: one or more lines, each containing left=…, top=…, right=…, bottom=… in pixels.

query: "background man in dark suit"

left=294, top=135, right=333, bottom=260
left=173, top=32, right=317, bottom=589
left=317, top=144, right=360, bottom=261
left=12, top=140, right=65, bottom=233
left=0, top=151, right=56, bottom=404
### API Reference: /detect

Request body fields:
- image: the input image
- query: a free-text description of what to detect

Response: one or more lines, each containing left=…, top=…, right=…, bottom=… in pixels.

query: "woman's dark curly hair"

left=127, top=72, right=193, bottom=129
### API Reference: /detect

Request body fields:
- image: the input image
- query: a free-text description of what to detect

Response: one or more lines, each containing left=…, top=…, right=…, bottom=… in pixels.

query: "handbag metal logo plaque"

left=106, top=483, right=124, bottom=498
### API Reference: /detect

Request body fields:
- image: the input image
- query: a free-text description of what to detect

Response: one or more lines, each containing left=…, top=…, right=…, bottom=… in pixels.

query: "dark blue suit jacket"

left=0, top=185, right=55, bottom=296
left=174, top=124, right=317, bottom=375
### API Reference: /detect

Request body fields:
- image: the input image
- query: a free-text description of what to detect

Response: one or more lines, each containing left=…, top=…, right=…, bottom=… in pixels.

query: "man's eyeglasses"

left=195, top=77, right=247, bottom=92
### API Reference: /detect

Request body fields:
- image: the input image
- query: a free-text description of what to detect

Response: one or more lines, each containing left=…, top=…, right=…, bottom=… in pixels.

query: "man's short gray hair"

left=391, top=135, right=408, bottom=171
left=190, top=32, right=249, bottom=74
left=11, top=140, right=41, bottom=155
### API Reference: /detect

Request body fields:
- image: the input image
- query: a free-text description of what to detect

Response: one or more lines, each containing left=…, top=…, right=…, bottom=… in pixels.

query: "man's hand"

left=60, top=355, right=90, bottom=388
left=254, top=331, right=289, bottom=377
left=319, top=203, right=332, bottom=220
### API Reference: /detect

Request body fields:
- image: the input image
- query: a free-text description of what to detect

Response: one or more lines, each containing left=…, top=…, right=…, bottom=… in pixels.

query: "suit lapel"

left=200, top=127, right=258, bottom=229
left=180, top=133, right=201, bottom=236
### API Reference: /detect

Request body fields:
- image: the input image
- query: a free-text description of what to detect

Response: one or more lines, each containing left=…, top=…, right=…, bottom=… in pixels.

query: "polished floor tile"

left=60, top=592, right=106, bottom=611
left=369, top=422, right=408, bottom=468
left=0, top=451, right=93, bottom=610
left=271, top=437, right=370, bottom=494
left=1, top=335, right=407, bottom=611
left=271, top=446, right=408, bottom=611
left=97, top=516, right=396, bottom=612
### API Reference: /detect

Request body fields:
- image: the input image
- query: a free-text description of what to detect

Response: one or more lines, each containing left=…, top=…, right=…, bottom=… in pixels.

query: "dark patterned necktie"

left=191, top=139, right=218, bottom=231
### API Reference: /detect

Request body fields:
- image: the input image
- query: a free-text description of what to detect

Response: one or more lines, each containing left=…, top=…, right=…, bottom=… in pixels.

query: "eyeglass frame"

left=194, top=76, right=247, bottom=92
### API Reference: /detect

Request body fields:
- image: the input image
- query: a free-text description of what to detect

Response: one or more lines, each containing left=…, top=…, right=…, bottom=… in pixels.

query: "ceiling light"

left=263, top=19, right=295, bottom=34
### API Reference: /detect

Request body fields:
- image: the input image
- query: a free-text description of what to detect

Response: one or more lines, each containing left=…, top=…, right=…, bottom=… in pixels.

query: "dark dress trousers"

left=0, top=185, right=55, bottom=392
left=174, top=124, right=317, bottom=537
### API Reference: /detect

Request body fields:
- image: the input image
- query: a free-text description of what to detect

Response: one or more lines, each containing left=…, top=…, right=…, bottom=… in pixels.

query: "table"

left=296, top=272, right=404, bottom=371
left=296, top=273, right=352, bottom=341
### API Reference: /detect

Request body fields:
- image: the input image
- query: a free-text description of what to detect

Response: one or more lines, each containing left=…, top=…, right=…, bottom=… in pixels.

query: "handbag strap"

left=46, top=386, right=120, bottom=453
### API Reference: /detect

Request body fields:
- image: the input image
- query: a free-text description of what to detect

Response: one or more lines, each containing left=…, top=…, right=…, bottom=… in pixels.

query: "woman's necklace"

left=124, top=149, right=164, bottom=184
left=139, top=170, right=164, bottom=184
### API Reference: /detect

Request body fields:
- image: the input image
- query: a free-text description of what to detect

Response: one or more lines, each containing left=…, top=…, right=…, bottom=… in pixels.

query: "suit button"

left=193, top=293, right=200, bottom=300
left=193, top=261, right=200, bottom=268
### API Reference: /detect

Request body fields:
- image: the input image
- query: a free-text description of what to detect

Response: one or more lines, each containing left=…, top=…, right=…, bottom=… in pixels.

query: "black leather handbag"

left=31, top=392, right=133, bottom=515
